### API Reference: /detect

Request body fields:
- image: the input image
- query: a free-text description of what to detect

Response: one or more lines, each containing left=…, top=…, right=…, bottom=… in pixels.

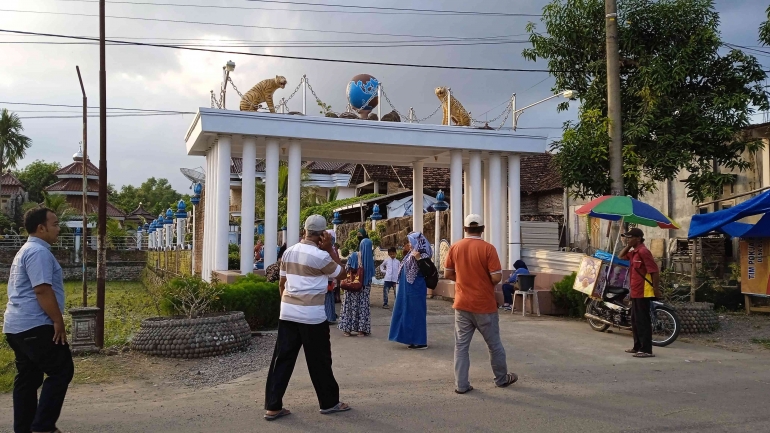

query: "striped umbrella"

left=575, top=195, right=679, bottom=229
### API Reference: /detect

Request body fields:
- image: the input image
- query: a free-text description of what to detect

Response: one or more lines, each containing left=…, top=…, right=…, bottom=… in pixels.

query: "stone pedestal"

left=69, top=307, right=100, bottom=354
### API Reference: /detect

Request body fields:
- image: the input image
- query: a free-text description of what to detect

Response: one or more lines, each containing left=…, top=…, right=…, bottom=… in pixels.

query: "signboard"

left=594, top=262, right=629, bottom=299
left=740, top=238, right=770, bottom=295
left=573, top=256, right=602, bottom=296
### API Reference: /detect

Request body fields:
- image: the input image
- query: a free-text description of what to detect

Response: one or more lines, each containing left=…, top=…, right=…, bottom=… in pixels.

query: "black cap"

left=621, top=228, right=644, bottom=238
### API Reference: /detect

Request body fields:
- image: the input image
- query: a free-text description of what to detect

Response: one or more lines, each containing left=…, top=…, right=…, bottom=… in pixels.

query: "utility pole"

left=76, top=66, right=88, bottom=308
left=96, top=0, right=107, bottom=348
left=606, top=0, right=624, bottom=196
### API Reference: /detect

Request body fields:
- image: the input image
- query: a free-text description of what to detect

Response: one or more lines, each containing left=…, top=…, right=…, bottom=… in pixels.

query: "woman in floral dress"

left=338, top=228, right=374, bottom=336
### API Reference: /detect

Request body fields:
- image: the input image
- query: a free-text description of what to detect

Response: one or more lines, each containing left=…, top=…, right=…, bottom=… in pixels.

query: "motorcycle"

left=584, top=286, right=681, bottom=347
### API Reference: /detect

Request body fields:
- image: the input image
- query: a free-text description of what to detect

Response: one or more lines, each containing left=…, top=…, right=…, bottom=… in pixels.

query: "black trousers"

left=5, top=325, right=74, bottom=433
left=631, top=298, right=653, bottom=354
left=264, top=319, right=340, bottom=411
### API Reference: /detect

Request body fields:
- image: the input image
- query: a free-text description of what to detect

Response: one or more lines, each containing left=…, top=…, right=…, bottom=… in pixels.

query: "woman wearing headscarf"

left=338, top=228, right=375, bottom=337
left=501, top=260, right=529, bottom=311
left=388, top=232, right=431, bottom=350
left=324, top=229, right=339, bottom=324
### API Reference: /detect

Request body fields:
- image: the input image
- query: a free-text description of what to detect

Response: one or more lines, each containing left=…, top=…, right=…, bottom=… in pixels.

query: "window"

left=698, top=207, right=709, bottom=214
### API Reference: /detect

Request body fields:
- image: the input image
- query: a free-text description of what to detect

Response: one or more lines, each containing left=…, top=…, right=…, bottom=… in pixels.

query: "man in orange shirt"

left=444, top=214, right=518, bottom=394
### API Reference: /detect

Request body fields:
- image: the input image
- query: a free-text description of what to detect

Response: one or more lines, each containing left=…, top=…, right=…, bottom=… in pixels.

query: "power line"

left=18, top=113, right=188, bottom=119
left=244, top=0, right=542, bottom=17
left=0, top=101, right=195, bottom=114
left=0, top=8, right=526, bottom=41
left=0, top=29, right=555, bottom=72
left=0, top=39, right=532, bottom=48
left=51, top=0, right=540, bottom=17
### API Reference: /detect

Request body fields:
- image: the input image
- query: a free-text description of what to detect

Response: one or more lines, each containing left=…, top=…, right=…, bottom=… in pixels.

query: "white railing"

left=0, top=234, right=143, bottom=251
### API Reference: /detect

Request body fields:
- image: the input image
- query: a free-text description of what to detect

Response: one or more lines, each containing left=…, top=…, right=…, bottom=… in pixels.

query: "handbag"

left=417, top=257, right=439, bottom=290
left=341, top=252, right=364, bottom=292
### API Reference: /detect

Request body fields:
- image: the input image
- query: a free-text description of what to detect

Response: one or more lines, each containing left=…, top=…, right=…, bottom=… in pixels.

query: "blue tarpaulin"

left=688, top=189, right=770, bottom=238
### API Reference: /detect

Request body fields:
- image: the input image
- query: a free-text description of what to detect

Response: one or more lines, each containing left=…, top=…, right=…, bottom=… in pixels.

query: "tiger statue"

left=435, top=87, right=471, bottom=126
left=239, top=76, right=287, bottom=113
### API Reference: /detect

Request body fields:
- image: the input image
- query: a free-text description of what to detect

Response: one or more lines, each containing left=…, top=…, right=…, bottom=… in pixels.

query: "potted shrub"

left=131, top=276, right=251, bottom=358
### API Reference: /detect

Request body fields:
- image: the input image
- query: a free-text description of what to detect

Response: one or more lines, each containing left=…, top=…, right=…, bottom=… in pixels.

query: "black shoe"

left=383, top=304, right=389, bottom=309
left=407, top=344, right=428, bottom=350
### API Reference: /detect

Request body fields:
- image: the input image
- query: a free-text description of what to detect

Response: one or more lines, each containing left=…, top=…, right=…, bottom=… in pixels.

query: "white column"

left=483, top=159, right=490, bottom=241
left=489, top=153, right=502, bottom=259
left=463, top=164, right=470, bottom=219
left=412, top=161, right=424, bottom=232
left=264, top=138, right=280, bottom=267
left=241, top=137, right=257, bottom=274
left=75, top=230, right=81, bottom=263
left=509, top=155, right=521, bottom=263
left=214, top=135, right=231, bottom=271
left=500, top=156, right=509, bottom=268
left=176, top=216, right=185, bottom=249
left=434, top=210, right=441, bottom=264
left=450, top=150, right=463, bottom=244
left=469, top=152, right=482, bottom=215
left=202, top=145, right=214, bottom=279
left=136, top=229, right=142, bottom=251
left=287, top=140, right=302, bottom=247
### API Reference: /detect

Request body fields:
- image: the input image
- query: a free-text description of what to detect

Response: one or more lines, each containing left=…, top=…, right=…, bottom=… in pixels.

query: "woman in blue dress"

left=338, top=228, right=374, bottom=336
left=388, top=232, right=431, bottom=350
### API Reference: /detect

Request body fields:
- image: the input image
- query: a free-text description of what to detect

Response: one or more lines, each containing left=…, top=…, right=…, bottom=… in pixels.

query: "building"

left=0, top=170, right=26, bottom=217
left=126, top=202, right=155, bottom=226
left=44, top=149, right=126, bottom=228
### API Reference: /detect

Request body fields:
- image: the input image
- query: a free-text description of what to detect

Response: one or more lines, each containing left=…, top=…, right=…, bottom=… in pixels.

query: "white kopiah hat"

left=304, top=215, right=327, bottom=232
left=464, top=214, right=484, bottom=227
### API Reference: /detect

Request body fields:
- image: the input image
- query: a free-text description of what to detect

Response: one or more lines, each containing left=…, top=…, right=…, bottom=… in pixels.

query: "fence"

left=146, top=249, right=193, bottom=279
left=0, top=234, right=141, bottom=251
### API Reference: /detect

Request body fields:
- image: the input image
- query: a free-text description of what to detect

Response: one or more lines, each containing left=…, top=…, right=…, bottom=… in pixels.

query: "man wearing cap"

left=444, top=214, right=518, bottom=394
left=619, top=227, right=662, bottom=358
left=263, top=215, right=350, bottom=421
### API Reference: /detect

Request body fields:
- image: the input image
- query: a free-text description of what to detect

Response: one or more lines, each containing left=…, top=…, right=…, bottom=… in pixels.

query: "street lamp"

left=221, top=60, right=236, bottom=109
left=511, top=89, right=574, bottom=130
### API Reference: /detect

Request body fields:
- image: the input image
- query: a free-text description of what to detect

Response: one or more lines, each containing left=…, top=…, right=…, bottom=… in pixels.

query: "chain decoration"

left=306, top=77, right=337, bottom=115
left=471, top=101, right=512, bottom=126
left=414, top=103, right=443, bottom=123
left=227, top=76, right=244, bottom=99
left=380, top=87, right=409, bottom=121
left=210, top=90, right=222, bottom=109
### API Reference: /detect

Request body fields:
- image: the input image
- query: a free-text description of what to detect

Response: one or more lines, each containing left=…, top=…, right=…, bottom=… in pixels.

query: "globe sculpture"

left=346, top=74, right=379, bottom=118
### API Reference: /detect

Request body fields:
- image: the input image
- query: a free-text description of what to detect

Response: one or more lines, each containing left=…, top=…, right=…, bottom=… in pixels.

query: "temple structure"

left=44, top=149, right=126, bottom=228
left=185, top=108, right=547, bottom=281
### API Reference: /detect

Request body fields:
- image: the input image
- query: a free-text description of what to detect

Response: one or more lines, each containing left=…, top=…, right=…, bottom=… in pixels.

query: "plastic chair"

left=512, top=274, right=540, bottom=316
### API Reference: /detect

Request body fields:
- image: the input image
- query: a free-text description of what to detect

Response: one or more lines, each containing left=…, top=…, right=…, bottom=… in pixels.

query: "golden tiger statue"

left=239, top=76, right=287, bottom=113
left=435, top=87, right=471, bottom=126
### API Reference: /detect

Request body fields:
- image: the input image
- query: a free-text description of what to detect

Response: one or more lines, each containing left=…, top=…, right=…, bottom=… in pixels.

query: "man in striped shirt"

left=264, top=215, right=350, bottom=421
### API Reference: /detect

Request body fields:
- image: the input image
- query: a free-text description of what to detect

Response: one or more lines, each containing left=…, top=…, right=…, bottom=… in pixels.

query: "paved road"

left=2, top=299, right=769, bottom=432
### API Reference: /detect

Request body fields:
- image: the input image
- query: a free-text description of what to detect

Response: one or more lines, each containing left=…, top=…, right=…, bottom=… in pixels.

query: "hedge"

left=213, top=274, right=281, bottom=330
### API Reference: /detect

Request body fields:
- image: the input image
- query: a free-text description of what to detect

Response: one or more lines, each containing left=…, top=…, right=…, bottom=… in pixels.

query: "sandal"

left=625, top=348, right=639, bottom=353
left=455, top=385, right=474, bottom=394
left=343, top=332, right=352, bottom=337
left=264, top=408, right=291, bottom=421
left=633, top=352, right=655, bottom=358
left=320, top=402, right=351, bottom=414
left=497, top=373, right=519, bottom=388
left=357, top=332, right=368, bottom=337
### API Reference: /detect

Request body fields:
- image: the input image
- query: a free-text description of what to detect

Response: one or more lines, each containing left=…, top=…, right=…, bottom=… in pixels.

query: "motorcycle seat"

left=605, top=286, right=629, bottom=296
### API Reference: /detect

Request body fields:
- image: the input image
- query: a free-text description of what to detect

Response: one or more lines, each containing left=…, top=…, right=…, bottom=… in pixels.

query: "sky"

left=1, top=0, right=769, bottom=194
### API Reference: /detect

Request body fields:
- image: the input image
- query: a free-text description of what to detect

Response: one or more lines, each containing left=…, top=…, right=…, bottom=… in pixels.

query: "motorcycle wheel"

left=586, top=300, right=610, bottom=332
left=651, top=305, right=681, bottom=347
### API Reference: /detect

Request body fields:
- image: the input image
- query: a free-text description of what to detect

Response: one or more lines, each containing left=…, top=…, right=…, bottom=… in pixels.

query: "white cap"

left=304, top=215, right=327, bottom=232
left=464, top=214, right=484, bottom=227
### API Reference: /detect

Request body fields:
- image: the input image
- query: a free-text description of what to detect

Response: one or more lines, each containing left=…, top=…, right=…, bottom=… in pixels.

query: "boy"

left=379, top=247, right=400, bottom=309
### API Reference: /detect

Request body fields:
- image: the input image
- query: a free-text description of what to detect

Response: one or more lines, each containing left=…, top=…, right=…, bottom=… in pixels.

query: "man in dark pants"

left=4, top=208, right=73, bottom=433
left=263, top=215, right=350, bottom=421
left=619, top=228, right=662, bottom=358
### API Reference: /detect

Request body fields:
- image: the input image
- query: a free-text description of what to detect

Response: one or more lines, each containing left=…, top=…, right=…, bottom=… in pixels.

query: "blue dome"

left=332, top=211, right=343, bottom=225
left=371, top=203, right=383, bottom=221
left=346, top=74, right=379, bottom=111
left=193, top=182, right=203, bottom=195
left=177, top=200, right=187, bottom=211
left=166, top=208, right=174, bottom=218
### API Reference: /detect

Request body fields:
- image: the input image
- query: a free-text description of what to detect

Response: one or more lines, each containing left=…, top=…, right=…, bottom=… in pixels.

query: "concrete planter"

left=674, top=302, right=719, bottom=334
left=69, top=307, right=100, bottom=355
left=130, top=311, right=251, bottom=358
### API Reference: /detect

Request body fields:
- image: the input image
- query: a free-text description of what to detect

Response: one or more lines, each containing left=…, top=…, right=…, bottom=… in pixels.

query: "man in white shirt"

left=263, top=215, right=350, bottom=421
left=379, top=247, right=400, bottom=308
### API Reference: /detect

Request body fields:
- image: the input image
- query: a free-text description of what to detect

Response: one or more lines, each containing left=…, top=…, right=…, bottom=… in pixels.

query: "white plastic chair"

left=513, top=290, right=540, bottom=316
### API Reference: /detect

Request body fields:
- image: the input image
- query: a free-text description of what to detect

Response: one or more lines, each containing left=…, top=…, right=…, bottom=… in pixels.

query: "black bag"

left=417, top=257, right=439, bottom=290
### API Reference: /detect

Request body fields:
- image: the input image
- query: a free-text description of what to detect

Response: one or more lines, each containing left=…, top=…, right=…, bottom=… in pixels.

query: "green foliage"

left=317, top=100, right=333, bottom=115
left=213, top=273, right=280, bottom=330
left=760, top=6, right=770, bottom=46
left=694, top=276, right=743, bottom=311
left=228, top=243, right=240, bottom=270
left=550, top=272, right=586, bottom=317
left=524, top=0, right=770, bottom=202
left=160, top=275, right=223, bottom=318
left=340, top=247, right=350, bottom=257
left=299, top=194, right=381, bottom=228
left=0, top=109, right=32, bottom=172
left=369, top=230, right=381, bottom=247
left=344, top=230, right=360, bottom=252
left=111, top=177, right=182, bottom=216
left=0, top=212, right=14, bottom=234
left=14, top=160, right=61, bottom=204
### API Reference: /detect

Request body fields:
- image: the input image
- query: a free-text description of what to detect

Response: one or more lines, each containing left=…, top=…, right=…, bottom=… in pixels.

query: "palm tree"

left=22, top=193, right=75, bottom=232
left=0, top=109, right=32, bottom=172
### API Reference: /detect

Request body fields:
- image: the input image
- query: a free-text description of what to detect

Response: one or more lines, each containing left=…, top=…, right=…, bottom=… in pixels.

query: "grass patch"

left=751, top=338, right=770, bottom=349
left=1, top=280, right=156, bottom=393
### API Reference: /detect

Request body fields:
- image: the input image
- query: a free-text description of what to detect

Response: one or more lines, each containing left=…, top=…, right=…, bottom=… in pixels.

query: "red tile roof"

left=521, top=153, right=562, bottom=194
left=55, top=159, right=99, bottom=177
left=127, top=203, right=155, bottom=219
left=0, top=172, right=24, bottom=196
left=230, top=158, right=355, bottom=176
left=44, top=178, right=99, bottom=193
left=64, top=196, right=126, bottom=218
left=350, top=165, right=450, bottom=189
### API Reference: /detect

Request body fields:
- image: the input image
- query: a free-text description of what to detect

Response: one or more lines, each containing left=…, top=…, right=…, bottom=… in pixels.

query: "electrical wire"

left=244, top=0, right=542, bottom=17
left=0, top=39, right=533, bottom=48
left=17, top=113, right=188, bottom=119
left=0, top=101, right=195, bottom=114
left=50, top=0, right=541, bottom=17
left=0, top=8, right=528, bottom=41
left=0, top=29, right=556, bottom=72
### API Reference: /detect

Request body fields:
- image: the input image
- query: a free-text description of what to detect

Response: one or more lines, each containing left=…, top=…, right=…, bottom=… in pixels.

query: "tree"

left=0, top=109, right=32, bottom=172
left=14, top=160, right=61, bottom=203
left=523, top=0, right=770, bottom=202
left=112, top=177, right=182, bottom=216
left=253, top=165, right=323, bottom=228
left=760, top=5, right=770, bottom=46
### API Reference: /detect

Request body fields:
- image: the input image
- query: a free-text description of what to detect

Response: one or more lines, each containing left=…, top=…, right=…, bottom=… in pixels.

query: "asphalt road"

left=2, top=299, right=769, bottom=432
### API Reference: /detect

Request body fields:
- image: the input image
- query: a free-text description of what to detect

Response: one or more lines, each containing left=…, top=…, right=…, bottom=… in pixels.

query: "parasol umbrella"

left=575, top=195, right=679, bottom=229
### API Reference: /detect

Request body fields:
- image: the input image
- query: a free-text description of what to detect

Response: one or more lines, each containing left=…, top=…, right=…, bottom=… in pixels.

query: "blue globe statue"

left=346, top=74, right=380, bottom=114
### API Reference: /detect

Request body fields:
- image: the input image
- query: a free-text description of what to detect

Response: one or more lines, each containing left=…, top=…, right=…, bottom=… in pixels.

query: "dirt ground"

left=678, top=312, right=770, bottom=353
